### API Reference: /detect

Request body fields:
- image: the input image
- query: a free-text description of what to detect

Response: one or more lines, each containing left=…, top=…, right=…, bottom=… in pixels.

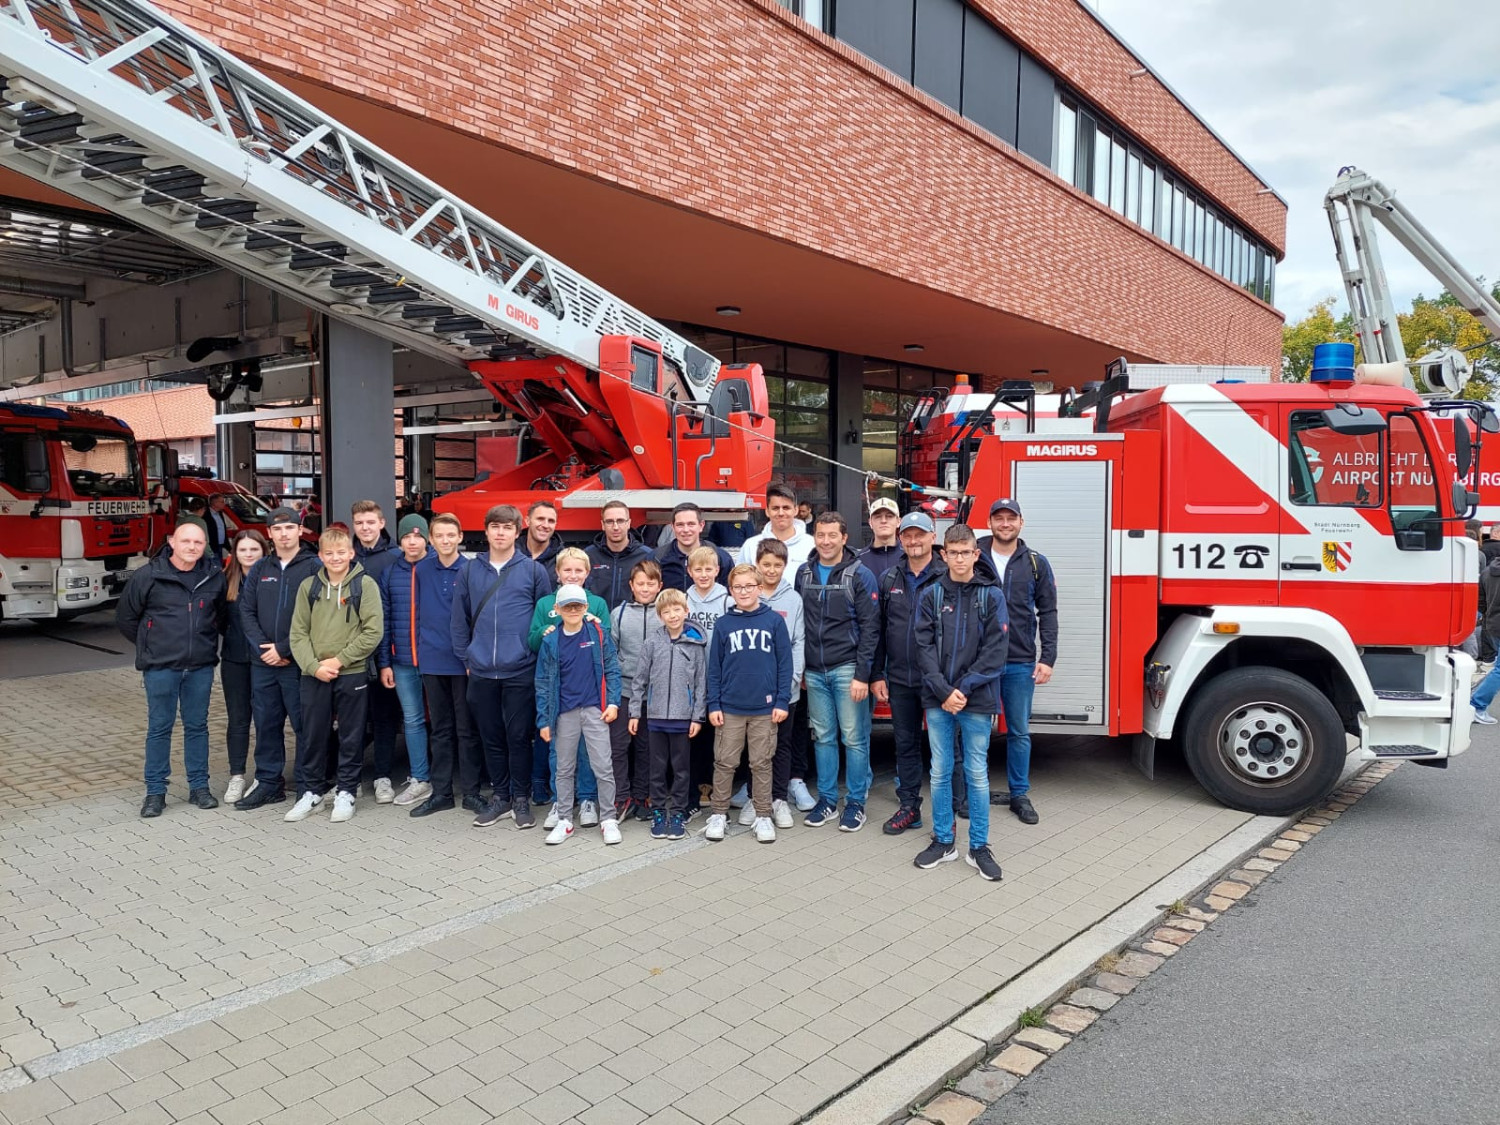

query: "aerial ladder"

left=0, top=0, right=773, bottom=528
left=1325, top=165, right=1500, bottom=395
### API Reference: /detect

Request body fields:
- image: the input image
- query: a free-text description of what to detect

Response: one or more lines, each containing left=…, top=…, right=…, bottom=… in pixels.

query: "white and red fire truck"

left=898, top=360, right=1488, bottom=815
left=0, top=401, right=152, bottom=619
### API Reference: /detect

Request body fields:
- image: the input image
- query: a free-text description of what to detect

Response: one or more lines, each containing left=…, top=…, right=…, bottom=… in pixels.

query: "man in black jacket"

left=912, top=523, right=1008, bottom=881
left=975, top=498, right=1059, bottom=826
left=655, top=503, right=735, bottom=591
left=795, top=511, right=881, bottom=832
left=116, top=516, right=227, bottom=818
left=585, top=500, right=651, bottom=609
left=236, top=507, right=321, bottom=809
left=872, top=511, right=947, bottom=835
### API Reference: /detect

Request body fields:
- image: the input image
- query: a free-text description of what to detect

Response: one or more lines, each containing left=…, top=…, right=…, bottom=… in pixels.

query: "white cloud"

left=1086, top=0, right=1500, bottom=320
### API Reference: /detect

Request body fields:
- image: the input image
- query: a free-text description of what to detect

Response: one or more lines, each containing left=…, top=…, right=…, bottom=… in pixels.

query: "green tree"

left=1281, top=298, right=1355, bottom=382
left=1398, top=285, right=1500, bottom=400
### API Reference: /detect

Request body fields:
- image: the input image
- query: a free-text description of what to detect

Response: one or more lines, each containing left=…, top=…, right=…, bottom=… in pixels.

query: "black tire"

left=1179, top=665, right=1345, bottom=816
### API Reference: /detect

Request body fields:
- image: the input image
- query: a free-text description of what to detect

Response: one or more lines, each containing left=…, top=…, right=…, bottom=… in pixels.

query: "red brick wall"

left=155, top=0, right=1285, bottom=372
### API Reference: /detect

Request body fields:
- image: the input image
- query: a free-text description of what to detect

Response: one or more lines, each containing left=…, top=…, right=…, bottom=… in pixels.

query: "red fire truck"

left=898, top=361, right=1488, bottom=814
left=0, top=402, right=152, bottom=620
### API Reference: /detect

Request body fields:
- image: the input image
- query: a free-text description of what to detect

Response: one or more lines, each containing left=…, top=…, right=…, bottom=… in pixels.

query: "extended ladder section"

left=1326, top=166, right=1500, bottom=372
left=0, top=0, right=718, bottom=394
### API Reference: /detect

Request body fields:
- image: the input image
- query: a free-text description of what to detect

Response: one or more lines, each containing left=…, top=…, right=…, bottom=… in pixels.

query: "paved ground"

left=0, top=611, right=134, bottom=680
left=974, top=737, right=1500, bottom=1125
left=0, top=655, right=1255, bottom=1125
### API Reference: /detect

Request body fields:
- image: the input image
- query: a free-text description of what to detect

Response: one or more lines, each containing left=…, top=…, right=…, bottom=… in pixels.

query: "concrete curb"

left=802, top=808, right=1297, bottom=1125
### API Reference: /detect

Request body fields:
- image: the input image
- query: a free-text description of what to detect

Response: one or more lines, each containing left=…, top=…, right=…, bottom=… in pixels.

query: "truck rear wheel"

left=1179, top=666, right=1345, bottom=816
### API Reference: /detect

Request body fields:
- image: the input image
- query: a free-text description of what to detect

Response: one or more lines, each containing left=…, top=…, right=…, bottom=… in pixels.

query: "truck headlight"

left=66, top=576, right=90, bottom=589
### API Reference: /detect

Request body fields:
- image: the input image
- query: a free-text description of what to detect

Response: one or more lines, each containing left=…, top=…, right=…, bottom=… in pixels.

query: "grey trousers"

left=554, top=706, right=616, bottom=822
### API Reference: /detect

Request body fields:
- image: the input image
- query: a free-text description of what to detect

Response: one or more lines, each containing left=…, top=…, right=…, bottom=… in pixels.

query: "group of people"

left=117, top=481, right=1057, bottom=881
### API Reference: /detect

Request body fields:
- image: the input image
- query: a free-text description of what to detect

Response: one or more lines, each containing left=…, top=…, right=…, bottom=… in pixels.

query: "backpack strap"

left=467, top=559, right=515, bottom=629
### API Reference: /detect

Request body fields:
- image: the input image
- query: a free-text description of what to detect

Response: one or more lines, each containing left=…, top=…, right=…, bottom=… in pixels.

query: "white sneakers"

left=546, top=819, right=574, bottom=845
left=772, top=799, right=794, bottom=829
left=754, top=816, right=776, bottom=843
left=284, top=792, right=323, bottom=822
left=394, top=780, right=431, bottom=806
left=738, top=800, right=757, bottom=827
left=373, top=777, right=395, bottom=804
left=705, top=813, right=728, bottom=841
left=223, top=775, right=246, bottom=804
left=601, top=818, right=622, bottom=845
left=579, top=800, right=599, bottom=827
left=729, top=783, right=749, bottom=808
left=330, top=791, right=355, bottom=822
left=544, top=803, right=561, bottom=829
left=787, top=779, right=817, bottom=812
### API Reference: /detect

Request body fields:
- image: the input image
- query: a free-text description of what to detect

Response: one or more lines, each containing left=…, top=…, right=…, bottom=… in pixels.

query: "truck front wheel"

left=1179, top=666, right=1345, bottom=816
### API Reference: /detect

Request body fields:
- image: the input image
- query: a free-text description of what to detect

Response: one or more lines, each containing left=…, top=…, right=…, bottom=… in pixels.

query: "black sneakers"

left=883, top=805, right=923, bottom=835
left=140, top=793, right=165, bottom=818
left=235, top=781, right=285, bottom=810
left=512, top=800, right=536, bottom=830
left=461, top=793, right=485, bottom=813
left=967, top=846, right=1003, bottom=881
left=472, top=796, right=512, bottom=828
left=187, top=788, right=219, bottom=810
left=1010, top=796, right=1040, bottom=825
left=410, top=794, right=455, bottom=818
left=914, top=837, right=958, bottom=869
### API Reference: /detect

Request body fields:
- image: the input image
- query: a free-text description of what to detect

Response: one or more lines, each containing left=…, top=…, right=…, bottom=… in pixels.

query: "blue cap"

left=989, top=498, right=1022, bottom=517
left=898, top=512, right=935, bottom=534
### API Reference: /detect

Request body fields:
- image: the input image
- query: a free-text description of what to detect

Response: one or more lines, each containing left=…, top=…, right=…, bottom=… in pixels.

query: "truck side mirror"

left=1453, top=479, right=1479, bottom=516
left=1483, top=411, right=1500, bottom=434
left=1452, top=418, right=1473, bottom=478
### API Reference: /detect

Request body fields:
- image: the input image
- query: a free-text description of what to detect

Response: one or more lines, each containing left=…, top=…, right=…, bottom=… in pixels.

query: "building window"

left=778, top=0, right=829, bottom=32
left=1055, top=94, right=1276, bottom=304
left=860, top=359, right=952, bottom=480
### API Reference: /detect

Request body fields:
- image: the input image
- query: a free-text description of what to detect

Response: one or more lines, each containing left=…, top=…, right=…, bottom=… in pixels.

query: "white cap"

left=555, top=584, right=588, bottom=607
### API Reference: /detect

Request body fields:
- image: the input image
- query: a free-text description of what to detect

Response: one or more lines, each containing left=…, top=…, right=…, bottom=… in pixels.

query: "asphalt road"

left=0, top=608, right=136, bottom=678
left=979, top=734, right=1500, bottom=1125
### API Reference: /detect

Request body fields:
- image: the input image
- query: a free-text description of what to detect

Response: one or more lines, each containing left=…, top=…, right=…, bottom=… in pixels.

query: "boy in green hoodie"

left=286, top=526, right=384, bottom=824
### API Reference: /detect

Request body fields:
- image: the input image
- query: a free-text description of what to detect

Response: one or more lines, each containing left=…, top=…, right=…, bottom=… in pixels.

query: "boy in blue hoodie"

left=706, top=564, right=793, bottom=843
left=535, top=585, right=623, bottom=846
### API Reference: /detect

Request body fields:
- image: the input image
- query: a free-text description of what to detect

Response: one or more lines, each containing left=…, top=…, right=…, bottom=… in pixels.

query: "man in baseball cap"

left=872, top=508, right=953, bottom=835
left=860, top=497, right=902, bottom=581
left=989, top=498, right=1022, bottom=518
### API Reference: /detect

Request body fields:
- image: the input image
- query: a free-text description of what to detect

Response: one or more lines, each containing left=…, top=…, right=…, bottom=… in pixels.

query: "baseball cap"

left=989, top=498, right=1023, bottom=517
left=555, top=584, right=588, bottom=607
left=869, top=497, right=899, bottom=517
left=267, top=506, right=299, bottom=527
left=898, top=512, right=935, bottom=534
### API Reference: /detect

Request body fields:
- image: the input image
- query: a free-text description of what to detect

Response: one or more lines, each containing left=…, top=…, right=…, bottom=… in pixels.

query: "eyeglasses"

left=602, top=518, right=630, bottom=526
left=945, top=548, right=976, bottom=558
left=731, top=584, right=759, bottom=593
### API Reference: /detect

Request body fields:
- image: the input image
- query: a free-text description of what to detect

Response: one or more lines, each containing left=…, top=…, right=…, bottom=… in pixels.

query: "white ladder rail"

left=0, top=0, right=718, bottom=392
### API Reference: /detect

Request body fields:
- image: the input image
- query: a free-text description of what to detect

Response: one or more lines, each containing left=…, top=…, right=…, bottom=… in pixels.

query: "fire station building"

left=0, top=0, right=1285, bottom=517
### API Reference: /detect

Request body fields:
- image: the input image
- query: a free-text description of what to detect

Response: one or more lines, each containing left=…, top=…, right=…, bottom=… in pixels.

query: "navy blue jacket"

left=585, top=532, right=652, bottom=609
left=117, top=553, right=226, bottom=671
left=406, top=553, right=470, bottom=676
left=654, top=537, right=735, bottom=592
left=376, top=547, right=435, bottom=670
left=534, top=618, right=621, bottom=732
left=450, top=551, right=552, bottom=680
left=524, top=534, right=562, bottom=576
left=872, top=557, right=947, bottom=689
left=221, top=584, right=254, bottom=665
left=858, top=542, right=903, bottom=583
left=915, top=573, right=1011, bottom=713
left=707, top=602, right=793, bottom=716
left=355, top=529, right=400, bottom=583
left=794, top=550, right=881, bottom=679
left=974, top=535, right=1058, bottom=667
left=238, top=543, right=321, bottom=662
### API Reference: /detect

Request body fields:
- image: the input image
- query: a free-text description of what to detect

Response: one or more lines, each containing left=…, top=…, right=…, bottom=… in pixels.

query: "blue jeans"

left=926, top=707, right=992, bottom=850
left=1472, top=641, right=1500, bottom=712
left=391, top=664, right=430, bottom=782
left=1000, top=662, right=1036, bottom=798
left=806, top=663, right=872, bottom=806
left=143, top=665, right=214, bottom=795
left=249, top=661, right=303, bottom=785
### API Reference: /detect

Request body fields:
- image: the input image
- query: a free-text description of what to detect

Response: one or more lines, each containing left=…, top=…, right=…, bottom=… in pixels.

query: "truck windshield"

left=220, top=490, right=272, bottom=523
left=55, top=431, right=141, bottom=498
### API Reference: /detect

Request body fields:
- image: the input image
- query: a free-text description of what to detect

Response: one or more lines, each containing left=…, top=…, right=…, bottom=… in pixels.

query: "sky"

left=1084, top=0, right=1500, bottom=321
